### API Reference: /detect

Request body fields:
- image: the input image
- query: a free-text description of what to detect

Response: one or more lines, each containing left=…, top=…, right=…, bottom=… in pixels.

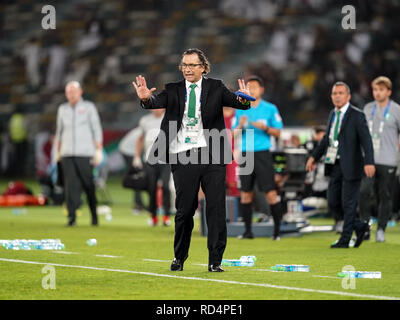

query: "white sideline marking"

left=0, top=258, right=398, bottom=300
left=256, top=269, right=337, bottom=277
left=51, top=251, right=78, bottom=255
left=143, top=259, right=170, bottom=263
left=313, top=275, right=339, bottom=279
left=255, top=268, right=278, bottom=273
left=50, top=251, right=122, bottom=258
left=143, top=258, right=207, bottom=267
left=142, top=260, right=375, bottom=279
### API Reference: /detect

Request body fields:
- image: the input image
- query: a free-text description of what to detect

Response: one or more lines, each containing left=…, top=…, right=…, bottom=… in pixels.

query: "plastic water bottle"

left=271, top=264, right=310, bottom=272
left=1, top=239, right=65, bottom=250
left=86, top=238, right=97, bottom=246
left=239, top=256, right=257, bottom=266
left=0, top=240, right=9, bottom=248
left=20, top=240, right=30, bottom=250
left=12, top=208, right=27, bottom=215
left=240, top=256, right=257, bottom=262
left=337, top=271, right=381, bottom=279
left=221, top=256, right=257, bottom=267
left=10, top=240, right=21, bottom=250
left=387, top=220, right=396, bottom=228
left=221, top=259, right=241, bottom=266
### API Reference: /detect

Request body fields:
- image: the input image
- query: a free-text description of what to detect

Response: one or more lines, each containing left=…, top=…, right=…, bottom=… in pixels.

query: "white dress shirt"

left=169, top=78, right=208, bottom=154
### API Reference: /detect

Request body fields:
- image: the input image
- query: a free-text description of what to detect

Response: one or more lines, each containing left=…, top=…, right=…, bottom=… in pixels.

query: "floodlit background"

left=0, top=0, right=399, bottom=177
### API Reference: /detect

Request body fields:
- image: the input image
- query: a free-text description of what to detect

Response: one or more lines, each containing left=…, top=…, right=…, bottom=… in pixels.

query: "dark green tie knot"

left=190, top=84, right=197, bottom=90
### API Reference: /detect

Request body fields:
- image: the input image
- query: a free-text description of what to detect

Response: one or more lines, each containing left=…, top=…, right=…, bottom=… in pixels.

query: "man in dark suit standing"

left=306, top=82, right=375, bottom=248
left=132, top=48, right=251, bottom=271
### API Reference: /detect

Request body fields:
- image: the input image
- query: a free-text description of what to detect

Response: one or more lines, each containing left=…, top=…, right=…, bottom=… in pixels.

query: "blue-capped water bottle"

left=221, top=259, right=241, bottom=266
left=338, top=271, right=381, bottom=279
left=20, top=239, right=30, bottom=250
left=271, top=264, right=310, bottom=272
left=239, top=256, right=256, bottom=266
left=86, top=238, right=97, bottom=246
left=0, top=240, right=9, bottom=248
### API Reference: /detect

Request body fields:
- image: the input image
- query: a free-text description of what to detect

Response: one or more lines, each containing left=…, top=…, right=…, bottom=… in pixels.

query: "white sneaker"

left=376, top=229, right=385, bottom=242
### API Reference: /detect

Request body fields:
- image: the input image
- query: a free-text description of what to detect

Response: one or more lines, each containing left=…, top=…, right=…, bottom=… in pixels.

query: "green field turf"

left=0, top=178, right=399, bottom=300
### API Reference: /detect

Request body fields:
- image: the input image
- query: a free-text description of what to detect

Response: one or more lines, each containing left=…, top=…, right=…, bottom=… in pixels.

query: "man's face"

left=331, top=85, right=351, bottom=108
left=247, top=80, right=264, bottom=100
left=314, top=131, right=325, bottom=142
left=65, top=84, right=83, bottom=106
left=372, top=84, right=391, bottom=103
left=180, top=53, right=205, bottom=83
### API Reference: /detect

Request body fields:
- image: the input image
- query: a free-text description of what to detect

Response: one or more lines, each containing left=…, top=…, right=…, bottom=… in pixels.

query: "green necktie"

left=333, top=110, right=341, bottom=141
left=188, top=83, right=197, bottom=119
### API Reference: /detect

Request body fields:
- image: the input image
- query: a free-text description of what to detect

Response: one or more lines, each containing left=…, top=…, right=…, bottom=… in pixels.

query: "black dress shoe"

left=208, top=265, right=224, bottom=272
left=170, top=258, right=184, bottom=271
left=330, top=241, right=349, bottom=248
left=354, top=222, right=369, bottom=248
left=65, top=221, right=76, bottom=227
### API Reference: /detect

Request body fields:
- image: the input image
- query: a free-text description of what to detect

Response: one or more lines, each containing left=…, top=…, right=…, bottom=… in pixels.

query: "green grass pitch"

left=0, top=178, right=399, bottom=300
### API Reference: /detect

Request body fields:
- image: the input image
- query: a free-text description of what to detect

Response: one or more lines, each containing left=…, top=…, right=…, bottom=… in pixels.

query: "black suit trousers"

left=327, top=160, right=364, bottom=243
left=171, top=149, right=227, bottom=266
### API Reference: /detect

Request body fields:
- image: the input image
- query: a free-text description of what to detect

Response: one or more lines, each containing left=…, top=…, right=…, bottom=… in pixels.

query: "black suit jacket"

left=140, top=77, right=250, bottom=164
left=312, top=104, right=374, bottom=180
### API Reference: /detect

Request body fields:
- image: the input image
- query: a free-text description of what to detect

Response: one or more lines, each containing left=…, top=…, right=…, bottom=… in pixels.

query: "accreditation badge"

left=372, top=135, right=381, bottom=157
left=325, top=140, right=339, bottom=164
left=185, top=117, right=200, bottom=144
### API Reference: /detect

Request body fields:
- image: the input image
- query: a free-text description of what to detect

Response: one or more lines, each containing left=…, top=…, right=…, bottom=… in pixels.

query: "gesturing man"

left=132, top=48, right=251, bottom=272
left=306, top=81, right=375, bottom=248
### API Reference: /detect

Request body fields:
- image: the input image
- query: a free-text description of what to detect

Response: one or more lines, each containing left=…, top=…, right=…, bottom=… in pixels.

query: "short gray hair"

left=65, top=81, right=82, bottom=90
left=332, top=81, right=351, bottom=94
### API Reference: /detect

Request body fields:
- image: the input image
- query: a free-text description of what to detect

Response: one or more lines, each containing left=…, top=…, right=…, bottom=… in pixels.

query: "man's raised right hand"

left=132, top=75, right=156, bottom=102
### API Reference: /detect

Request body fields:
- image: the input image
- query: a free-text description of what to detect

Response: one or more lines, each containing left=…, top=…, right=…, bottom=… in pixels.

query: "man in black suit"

left=306, top=81, right=375, bottom=248
left=132, top=48, right=251, bottom=271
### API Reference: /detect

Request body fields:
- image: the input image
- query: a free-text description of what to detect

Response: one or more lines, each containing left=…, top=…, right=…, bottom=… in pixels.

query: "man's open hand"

left=132, top=75, right=156, bottom=101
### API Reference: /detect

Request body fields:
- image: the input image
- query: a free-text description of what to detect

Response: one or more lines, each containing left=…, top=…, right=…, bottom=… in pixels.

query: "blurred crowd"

left=0, top=1, right=400, bottom=230
left=239, top=0, right=400, bottom=125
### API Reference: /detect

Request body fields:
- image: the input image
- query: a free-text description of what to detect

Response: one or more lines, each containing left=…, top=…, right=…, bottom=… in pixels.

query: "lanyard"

left=368, top=100, right=391, bottom=135
left=329, top=109, right=343, bottom=146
